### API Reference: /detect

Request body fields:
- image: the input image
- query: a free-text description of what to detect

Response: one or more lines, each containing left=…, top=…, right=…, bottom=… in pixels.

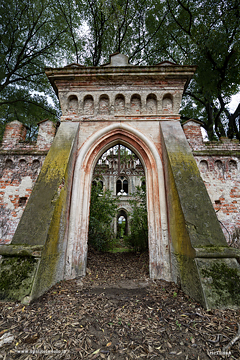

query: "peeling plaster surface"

left=0, top=121, right=51, bottom=244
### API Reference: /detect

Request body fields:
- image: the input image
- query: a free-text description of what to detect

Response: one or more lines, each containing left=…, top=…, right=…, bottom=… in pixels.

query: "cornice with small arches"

left=59, top=90, right=182, bottom=117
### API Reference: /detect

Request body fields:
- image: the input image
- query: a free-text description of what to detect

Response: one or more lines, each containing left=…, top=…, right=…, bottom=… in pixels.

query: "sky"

left=229, top=93, right=240, bottom=112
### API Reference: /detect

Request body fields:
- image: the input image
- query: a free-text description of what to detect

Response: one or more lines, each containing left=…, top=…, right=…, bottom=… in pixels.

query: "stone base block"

left=196, top=257, right=240, bottom=309
left=176, top=254, right=240, bottom=309
left=0, top=255, right=39, bottom=302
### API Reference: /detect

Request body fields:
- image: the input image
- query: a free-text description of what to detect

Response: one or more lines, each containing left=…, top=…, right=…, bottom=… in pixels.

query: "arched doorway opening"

left=117, top=209, right=128, bottom=238
left=65, top=123, right=171, bottom=281
left=88, top=143, right=144, bottom=252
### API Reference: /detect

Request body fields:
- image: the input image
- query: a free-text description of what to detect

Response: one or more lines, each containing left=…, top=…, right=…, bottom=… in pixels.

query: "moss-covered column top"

left=12, top=122, right=79, bottom=246
left=160, top=120, right=227, bottom=250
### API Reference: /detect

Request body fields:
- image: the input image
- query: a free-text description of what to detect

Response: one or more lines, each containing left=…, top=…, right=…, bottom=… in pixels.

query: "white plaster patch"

left=3, top=176, right=33, bottom=210
left=18, top=176, right=33, bottom=197
left=3, top=185, right=17, bottom=210
left=38, top=129, right=53, bottom=142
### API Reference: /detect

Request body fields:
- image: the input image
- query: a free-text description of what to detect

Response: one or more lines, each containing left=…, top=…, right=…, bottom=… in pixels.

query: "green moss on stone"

left=193, top=150, right=240, bottom=156
left=167, top=157, right=195, bottom=257
left=0, top=256, right=38, bottom=301
left=167, top=145, right=227, bottom=247
left=202, top=262, right=240, bottom=306
left=197, top=245, right=228, bottom=251
left=0, top=244, right=43, bottom=257
left=12, top=123, right=79, bottom=247
left=174, top=254, right=205, bottom=306
left=0, top=150, right=48, bottom=156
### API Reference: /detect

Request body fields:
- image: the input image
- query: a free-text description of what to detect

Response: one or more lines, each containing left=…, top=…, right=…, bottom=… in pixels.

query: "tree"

left=88, top=183, right=119, bottom=251
left=0, top=0, right=71, bottom=139
left=147, top=0, right=240, bottom=139
left=53, top=0, right=86, bottom=64
left=81, top=0, right=159, bottom=66
left=176, top=0, right=239, bottom=139
left=1, top=0, right=239, bottom=141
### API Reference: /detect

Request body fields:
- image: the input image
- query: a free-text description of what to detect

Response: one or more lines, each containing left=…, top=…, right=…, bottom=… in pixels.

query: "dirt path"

left=0, top=250, right=240, bottom=359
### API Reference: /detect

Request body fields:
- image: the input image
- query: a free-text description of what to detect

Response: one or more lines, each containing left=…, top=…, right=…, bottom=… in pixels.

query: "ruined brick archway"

left=65, top=123, right=171, bottom=282
left=2, top=54, right=239, bottom=309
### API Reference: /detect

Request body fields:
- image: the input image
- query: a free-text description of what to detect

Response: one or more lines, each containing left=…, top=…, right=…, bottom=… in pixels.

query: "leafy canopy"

left=0, top=0, right=240, bottom=140
left=0, top=0, right=78, bottom=139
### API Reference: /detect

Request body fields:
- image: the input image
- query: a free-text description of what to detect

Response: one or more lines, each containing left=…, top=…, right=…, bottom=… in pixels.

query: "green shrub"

left=125, top=185, right=148, bottom=252
left=88, top=184, right=119, bottom=252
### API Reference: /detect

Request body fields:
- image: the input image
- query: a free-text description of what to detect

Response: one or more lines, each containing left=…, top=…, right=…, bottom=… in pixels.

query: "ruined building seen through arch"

left=1, top=53, right=240, bottom=309
left=93, top=144, right=145, bottom=236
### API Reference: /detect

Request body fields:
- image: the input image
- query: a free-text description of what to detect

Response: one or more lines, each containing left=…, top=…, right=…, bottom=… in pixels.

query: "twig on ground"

left=207, top=334, right=222, bottom=344
left=223, top=323, right=240, bottom=351
left=206, top=334, right=229, bottom=344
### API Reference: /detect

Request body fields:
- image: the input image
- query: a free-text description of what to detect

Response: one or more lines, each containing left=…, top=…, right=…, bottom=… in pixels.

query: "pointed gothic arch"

left=65, top=123, right=171, bottom=282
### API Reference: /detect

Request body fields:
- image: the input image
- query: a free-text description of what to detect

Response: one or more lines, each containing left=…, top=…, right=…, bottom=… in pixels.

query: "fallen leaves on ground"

left=0, top=249, right=240, bottom=359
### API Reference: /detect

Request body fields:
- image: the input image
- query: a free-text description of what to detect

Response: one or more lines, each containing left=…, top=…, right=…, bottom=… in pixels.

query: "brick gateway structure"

left=0, top=53, right=240, bottom=308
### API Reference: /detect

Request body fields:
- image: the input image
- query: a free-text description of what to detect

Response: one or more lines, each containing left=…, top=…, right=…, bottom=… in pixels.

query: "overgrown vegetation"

left=125, top=185, right=148, bottom=252
left=88, top=179, right=148, bottom=253
left=88, top=183, right=119, bottom=252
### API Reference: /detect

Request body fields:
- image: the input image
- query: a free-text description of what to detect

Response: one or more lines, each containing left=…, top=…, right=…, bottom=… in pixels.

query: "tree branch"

left=166, top=0, right=192, bottom=36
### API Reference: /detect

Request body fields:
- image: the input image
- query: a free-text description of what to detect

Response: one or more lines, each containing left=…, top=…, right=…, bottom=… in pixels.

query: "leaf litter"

left=0, top=249, right=240, bottom=359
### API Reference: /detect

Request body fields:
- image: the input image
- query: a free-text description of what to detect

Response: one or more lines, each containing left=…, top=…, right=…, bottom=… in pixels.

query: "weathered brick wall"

left=0, top=120, right=55, bottom=244
left=182, top=119, right=204, bottom=150
left=36, top=119, right=57, bottom=150
left=183, top=120, right=240, bottom=243
left=183, top=120, right=240, bottom=152
left=1, top=120, right=28, bottom=150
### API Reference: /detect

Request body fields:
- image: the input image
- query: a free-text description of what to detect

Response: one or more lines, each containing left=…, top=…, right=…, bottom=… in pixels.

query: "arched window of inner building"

left=116, top=176, right=128, bottom=195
